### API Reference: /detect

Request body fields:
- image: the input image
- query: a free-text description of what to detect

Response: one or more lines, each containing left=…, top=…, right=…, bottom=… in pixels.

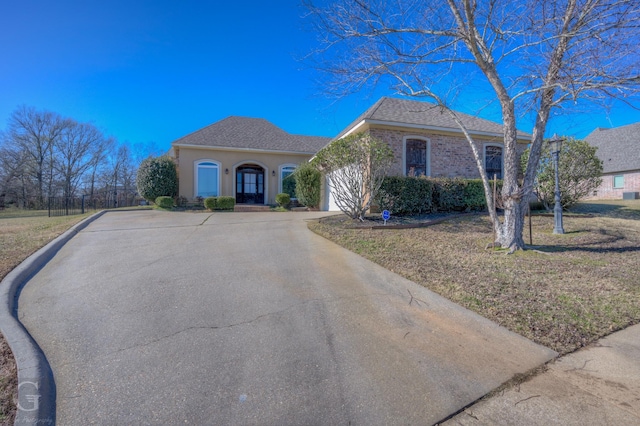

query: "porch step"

left=234, top=204, right=271, bottom=212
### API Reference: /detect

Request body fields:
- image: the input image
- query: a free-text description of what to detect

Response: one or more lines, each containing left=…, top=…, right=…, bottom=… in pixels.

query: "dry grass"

left=309, top=200, right=640, bottom=355
left=0, top=209, right=91, bottom=425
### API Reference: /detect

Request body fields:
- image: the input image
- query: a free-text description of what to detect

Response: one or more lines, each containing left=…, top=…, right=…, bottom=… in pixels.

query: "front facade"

left=323, top=97, right=530, bottom=210
left=171, top=116, right=329, bottom=205
left=171, top=98, right=531, bottom=210
left=585, top=123, right=640, bottom=200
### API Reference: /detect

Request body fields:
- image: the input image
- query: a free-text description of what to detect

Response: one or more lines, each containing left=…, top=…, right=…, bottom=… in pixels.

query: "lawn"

left=308, top=200, right=640, bottom=355
left=0, top=209, right=93, bottom=425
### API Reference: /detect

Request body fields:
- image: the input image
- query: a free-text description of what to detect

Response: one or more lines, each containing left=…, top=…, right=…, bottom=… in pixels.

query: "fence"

left=47, top=194, right=140, bottom=217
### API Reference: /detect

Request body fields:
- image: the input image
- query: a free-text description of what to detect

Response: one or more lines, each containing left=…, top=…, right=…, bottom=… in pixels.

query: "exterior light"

left=548, top=134, right=565, bottom=234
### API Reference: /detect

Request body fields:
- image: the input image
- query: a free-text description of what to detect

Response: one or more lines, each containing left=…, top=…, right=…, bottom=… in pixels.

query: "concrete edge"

left=0, top=210, right=107, bottom=425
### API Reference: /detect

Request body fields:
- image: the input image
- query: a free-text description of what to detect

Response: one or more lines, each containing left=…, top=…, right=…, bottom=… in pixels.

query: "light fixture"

left=272, top=170, right=276, bottom=176
left=225, top=168, right=229, bottom=175
left=548, top=134, right=565, bottom=234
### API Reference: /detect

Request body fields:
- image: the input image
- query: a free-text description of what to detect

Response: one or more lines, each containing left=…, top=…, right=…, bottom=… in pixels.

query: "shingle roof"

left=336, top=97, right=530, bottom=139
left=172, top=116, right=330, bottom=154
left=585, top=122, right=640, bottom=174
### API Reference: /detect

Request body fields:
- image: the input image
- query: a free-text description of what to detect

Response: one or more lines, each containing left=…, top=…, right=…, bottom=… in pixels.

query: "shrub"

left=136, top=155, right=178, bottom=202
left=376, top=176, right=497, bottom=213
left=521, top=137, right=602, bottom=210
left=375, top=176, right=434, bottom=215
left=462, top=179, right=489, bottom=211
left=275, top=193, right=291, bottom=208
left=294, top=162, right=321, bottom=208
left=204, top=197, right=217, bottom=211
left=155, top=196, right=174, bottom=209
left=215, top=196, right=235, bottom=210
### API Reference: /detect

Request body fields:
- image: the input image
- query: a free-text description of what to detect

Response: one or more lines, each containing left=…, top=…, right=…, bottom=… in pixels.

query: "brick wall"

left=589, top=171, right=640, bottom=199
left=368, top=127, right=526, bottom=178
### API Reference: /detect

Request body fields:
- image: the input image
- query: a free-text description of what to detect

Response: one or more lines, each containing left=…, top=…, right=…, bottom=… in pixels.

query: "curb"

left=0, top=210, right=107, bottom=425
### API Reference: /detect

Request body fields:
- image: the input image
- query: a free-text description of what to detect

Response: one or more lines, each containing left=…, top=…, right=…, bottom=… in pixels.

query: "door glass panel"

left=237, top=172, right=242, bottom=193
left=244, top=173, right=256, bottom=193
left=258, top=174, right=263, bottom=194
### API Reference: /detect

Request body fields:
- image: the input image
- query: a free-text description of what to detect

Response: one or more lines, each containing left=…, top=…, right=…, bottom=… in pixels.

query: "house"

left=323, top=97, right=530, bottom=210
left=171, top=116, right=330, bottom=205
left=585, top=123, right=640, bottom=199
left=171, top=97, right=530, bottom=210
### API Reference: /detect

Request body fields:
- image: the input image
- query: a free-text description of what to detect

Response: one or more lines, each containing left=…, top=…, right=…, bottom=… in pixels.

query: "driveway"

left=19, top=210, right=556, bottom=425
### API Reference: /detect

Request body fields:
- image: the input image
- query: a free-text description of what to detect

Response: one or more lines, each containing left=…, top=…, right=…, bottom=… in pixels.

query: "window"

left=195, top=160, right=220, bottom=197
left=485, top=145, right=503, bottom=179
left=280, top=165, right=297, bottom=198
left=405, top=138, right=428, bottom=176
left=613, top=175, right=624, bottom=189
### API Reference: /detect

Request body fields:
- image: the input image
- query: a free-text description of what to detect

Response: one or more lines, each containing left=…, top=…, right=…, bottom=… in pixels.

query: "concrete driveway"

left=18, top=210, right=556, bottom=425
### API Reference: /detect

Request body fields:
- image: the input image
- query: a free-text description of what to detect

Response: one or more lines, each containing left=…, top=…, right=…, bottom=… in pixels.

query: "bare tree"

left=6, top=106, right=68, bottom=207
left=54, top=121, right=109, bottom=199
left=306, top=0, right=640, bottom=251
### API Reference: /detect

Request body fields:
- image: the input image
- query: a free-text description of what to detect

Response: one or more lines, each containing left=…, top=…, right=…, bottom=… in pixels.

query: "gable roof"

left=336, top=97, right=530, bottom=140
left=585, top=122, right=640, bottom=174
left=172, top=116, right=330, bottom=154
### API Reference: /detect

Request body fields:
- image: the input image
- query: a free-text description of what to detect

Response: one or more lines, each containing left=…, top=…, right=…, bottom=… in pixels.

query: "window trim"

left=279, top=164, right=297, bottom=197
left=402, top=136, right=430, bottom=177
left=483, top=143, right=504, bottom=180
left=613, top=175, right=624, bottom=189
left=194, top=159, right=221, bottom=198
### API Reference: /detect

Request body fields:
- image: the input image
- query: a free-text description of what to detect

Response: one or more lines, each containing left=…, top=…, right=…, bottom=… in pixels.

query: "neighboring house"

left=585, top=123, right=640, bottom=199
left=323, top=97, right=530, bottom=210
left=171, top=116, right=329, bottom=205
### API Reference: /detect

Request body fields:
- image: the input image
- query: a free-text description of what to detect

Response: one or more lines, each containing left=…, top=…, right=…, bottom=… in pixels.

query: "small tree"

left=313, top=132, right=394, bottom=221
left=293, top=161, right=321, bottom=208
left=136, top=155, right=178, bottom=203
left=522, top=138, right=602, bottom=210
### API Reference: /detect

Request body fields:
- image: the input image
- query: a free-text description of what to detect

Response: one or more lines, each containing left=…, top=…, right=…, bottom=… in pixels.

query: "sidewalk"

left=441, top=322, right=640, bottom=425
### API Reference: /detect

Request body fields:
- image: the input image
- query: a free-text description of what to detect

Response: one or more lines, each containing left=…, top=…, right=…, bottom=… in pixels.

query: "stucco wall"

left=367, top=126, right=527, bottom=178
left=174, top=145, right=313, bottom=204
left=589, top=171, right=640, bottom=199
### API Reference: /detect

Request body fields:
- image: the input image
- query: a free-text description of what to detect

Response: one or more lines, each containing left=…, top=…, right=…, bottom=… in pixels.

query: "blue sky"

left=1, top=1, right=638, bottom=154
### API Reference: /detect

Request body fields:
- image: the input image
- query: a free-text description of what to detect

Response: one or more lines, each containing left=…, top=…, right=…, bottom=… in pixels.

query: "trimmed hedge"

left=376, top=176, right=434, bottom=215
left=376, top=176, right=501, bottom=215
left=275, top=193, right=291, bottom=208
left=155, top=196, right=174, bottom=209
left=203, top=196, right=235, bottom=211
left=216, top=196, right=235, bottom=210
left=204, top=197, right=217, bottom=211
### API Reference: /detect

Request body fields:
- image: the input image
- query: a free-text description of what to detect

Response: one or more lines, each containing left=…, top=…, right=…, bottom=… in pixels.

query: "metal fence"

left=47, top=194, right=140, bottom=217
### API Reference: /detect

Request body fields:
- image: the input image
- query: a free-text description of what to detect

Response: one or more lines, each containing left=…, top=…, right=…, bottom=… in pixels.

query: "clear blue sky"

left=1, top=1, right=638, bottom=153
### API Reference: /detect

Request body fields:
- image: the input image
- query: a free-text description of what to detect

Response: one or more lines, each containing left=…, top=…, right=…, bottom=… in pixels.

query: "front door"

left=236, top=166, right=265, bottom=204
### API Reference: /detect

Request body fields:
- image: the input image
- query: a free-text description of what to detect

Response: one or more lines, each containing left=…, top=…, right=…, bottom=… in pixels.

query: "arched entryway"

left=236, top=164, right=265, bottom=204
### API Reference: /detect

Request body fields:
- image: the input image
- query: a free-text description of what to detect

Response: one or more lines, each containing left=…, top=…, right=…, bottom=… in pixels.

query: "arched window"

left=280, top=165, right=297, bottom=198
left=484, top=145, right=503, bottom=180
left=404, top=137, right=429, bottom=176
left=195, top=160, right=220, bottom=197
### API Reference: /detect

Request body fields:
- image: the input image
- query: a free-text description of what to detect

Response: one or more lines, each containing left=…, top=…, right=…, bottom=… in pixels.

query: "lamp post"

left=549, top=134, right=565, bottom=234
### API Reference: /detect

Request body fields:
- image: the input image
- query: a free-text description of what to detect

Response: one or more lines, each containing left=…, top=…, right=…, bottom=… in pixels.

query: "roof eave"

left=172, top=143, right=318, bottom=156
left=341, top=119, right=530, bottom=142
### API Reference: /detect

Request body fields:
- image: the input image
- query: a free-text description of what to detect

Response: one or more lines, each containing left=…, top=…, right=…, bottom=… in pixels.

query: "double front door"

left=236, top=166, right=264, bottom=204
